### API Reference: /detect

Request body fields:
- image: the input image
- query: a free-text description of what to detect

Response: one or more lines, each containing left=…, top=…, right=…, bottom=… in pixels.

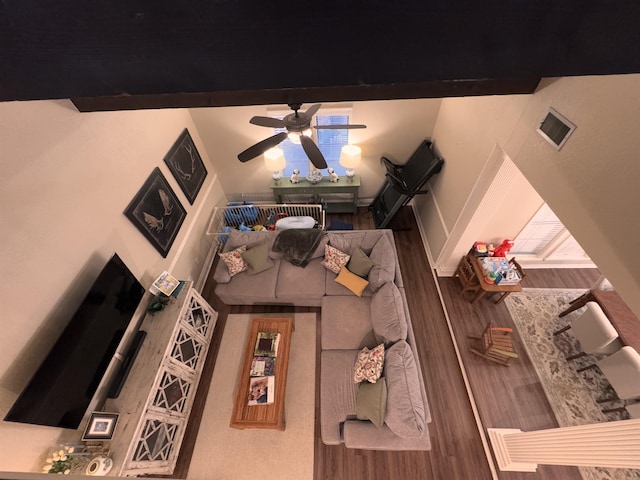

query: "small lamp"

left=264, top=147, right=286, bottom=185
left=339, top=144, right=361, bottom=183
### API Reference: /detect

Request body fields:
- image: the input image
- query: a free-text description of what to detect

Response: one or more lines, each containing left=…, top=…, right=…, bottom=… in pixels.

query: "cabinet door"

left=180, top=289, right=217, bottom=341
left=148, top=363, right=195, bottom=418
left=125, top=411, right=186, bottom=475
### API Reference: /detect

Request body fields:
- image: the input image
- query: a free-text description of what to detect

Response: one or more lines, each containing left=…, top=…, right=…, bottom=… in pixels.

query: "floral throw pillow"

left=353, top=343, right=385, bottom=383
left=321, top=244, right=350, bottom=274
left=219, top=245, right=248, bottom=277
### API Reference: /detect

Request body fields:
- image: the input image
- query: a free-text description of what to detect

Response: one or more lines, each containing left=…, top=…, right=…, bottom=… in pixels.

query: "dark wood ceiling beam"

left=71, top=78, right=541, bottom=112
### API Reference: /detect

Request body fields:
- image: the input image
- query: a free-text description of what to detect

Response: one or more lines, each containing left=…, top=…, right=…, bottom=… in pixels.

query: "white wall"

left=0, top=100, right=225, bottom=471
left=189, top=99, right=442, bottom=201
left=415, top=74, right=640, bottom=317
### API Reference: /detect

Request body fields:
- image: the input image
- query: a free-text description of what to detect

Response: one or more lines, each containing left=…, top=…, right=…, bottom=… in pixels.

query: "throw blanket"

left=272, top=229, right=325, bottom=267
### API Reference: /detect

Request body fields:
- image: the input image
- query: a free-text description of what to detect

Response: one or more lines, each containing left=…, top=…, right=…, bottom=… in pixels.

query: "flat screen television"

left=5, top=253, right=146, bottom=429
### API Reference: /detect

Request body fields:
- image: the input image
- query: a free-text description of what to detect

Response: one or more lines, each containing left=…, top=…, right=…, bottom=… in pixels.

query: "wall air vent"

left=537, top=107, right=576, bottom=150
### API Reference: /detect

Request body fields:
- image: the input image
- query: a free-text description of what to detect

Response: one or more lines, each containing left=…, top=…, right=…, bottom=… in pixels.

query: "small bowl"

left=306, top=171, right=323, bottom=184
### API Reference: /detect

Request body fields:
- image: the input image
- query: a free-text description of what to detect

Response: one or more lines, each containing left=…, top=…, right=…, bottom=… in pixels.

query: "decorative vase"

left=306, top=170, right=323, bottom=184
left=85, top=456, right=113, bottom=476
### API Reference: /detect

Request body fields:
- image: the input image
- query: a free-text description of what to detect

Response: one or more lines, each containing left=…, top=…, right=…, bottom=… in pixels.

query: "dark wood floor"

left=172, top=206, right=601, bottom=480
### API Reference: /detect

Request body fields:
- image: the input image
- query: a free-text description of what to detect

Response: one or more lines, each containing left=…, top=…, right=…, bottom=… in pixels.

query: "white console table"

left=103, top=283, right=217, bottom=476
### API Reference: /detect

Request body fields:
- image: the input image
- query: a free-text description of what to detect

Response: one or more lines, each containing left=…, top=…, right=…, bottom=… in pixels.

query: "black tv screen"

left=5, top=253, right=145, bottom=429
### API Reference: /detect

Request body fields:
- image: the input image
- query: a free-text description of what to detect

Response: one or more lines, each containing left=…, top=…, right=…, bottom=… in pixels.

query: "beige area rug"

left=187, top=313, right=316, bottom=480
left=505, top=289, right=639, bottom=480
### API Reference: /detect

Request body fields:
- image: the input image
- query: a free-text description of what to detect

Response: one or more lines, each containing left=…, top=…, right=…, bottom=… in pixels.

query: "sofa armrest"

left=343, top=420, right=431, bottom=451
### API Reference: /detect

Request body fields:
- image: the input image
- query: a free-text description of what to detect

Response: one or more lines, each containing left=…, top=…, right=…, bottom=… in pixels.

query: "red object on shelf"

left=493, top=239, right=514, bottom=258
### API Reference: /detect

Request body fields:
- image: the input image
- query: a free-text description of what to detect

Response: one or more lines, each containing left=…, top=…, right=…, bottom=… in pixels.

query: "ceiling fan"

left=237, top=103, right=366, bottom=169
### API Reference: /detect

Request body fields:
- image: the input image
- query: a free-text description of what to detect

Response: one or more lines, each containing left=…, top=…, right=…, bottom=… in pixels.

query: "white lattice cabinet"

left=104, top=284, right=217, bottom=476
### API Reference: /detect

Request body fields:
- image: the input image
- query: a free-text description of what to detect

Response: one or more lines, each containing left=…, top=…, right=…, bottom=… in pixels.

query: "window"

left=271, top=109, right=352, bottom=177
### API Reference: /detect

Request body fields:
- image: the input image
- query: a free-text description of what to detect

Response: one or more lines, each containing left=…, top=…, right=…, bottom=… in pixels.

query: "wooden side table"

left=271, top=175, right=360, bottom=214
left=468, top=255, right=523, bottom=304
left=230, top=317, right=294, bottom=430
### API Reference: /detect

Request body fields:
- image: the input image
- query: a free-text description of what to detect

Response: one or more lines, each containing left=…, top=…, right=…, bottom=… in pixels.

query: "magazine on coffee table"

left=250, top=357, right=276, bottom=377
left=247, top=376, right=275, bottom=405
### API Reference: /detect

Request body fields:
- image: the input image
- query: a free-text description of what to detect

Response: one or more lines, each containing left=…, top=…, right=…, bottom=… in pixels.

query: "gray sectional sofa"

left=213, top=228, right=432, bottom=450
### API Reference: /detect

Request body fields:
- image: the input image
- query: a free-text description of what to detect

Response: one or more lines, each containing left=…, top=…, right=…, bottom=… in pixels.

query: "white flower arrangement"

left=42, top=445, right=83, bottom=475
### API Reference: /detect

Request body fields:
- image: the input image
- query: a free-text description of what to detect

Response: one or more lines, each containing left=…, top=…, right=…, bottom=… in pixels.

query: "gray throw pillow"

left=241, top=242, right=274, bottom=275
left=347, top=247, right=375, bottom=278
left=384, top=340, right=426, bottom=439
left=370, top=283, right=407, bottom=344
left=356, top=377, right=387, bottom=428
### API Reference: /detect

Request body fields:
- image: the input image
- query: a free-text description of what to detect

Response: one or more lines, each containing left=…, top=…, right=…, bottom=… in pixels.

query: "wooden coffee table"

left=230, top=317, right=294, bottom=430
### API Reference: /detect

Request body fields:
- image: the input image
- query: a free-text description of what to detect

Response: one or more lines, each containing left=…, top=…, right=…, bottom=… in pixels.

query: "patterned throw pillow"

left=321, top=244, right=350, bottom=274
left=353, top=343, right=385, bottom=383
left=219, top=245, right=248, bottom=277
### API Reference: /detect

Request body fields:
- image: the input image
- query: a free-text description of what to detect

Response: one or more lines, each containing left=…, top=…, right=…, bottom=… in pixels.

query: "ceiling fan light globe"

left=288, top=132, right=302, bottom=144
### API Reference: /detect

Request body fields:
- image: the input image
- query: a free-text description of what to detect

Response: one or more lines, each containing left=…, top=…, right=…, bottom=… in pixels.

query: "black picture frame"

left=163, top=128, right=208, bottom=204
left=82, top=412, right=119, bottom=441
left=124, top=168, right=187, bottom=258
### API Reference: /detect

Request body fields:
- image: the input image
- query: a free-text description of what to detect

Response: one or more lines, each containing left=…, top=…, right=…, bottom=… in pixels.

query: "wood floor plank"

left=172, top=205, right=600, bottom=480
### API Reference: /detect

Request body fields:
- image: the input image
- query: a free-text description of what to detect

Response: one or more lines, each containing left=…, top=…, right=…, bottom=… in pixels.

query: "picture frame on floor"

left=124, top=167, right=187, bottom=258
left=164, top=128, right=208, bottom=205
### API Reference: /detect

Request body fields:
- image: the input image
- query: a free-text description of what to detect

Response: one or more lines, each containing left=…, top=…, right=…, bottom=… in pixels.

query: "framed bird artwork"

left=163, top=128, right=208, bottom=205
left=124, top=167, right=187, bottom=257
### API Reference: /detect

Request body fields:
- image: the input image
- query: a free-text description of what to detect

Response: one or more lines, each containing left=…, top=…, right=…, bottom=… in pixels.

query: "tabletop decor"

left=124, top=167, right=186, bottom=258
left=41, top=445, right=89, bottom=474
left=82, top=412, right=120, bottom=441
left=164, top=128, right=208, bottom=204
left=306, top=170, right=323, bottom=184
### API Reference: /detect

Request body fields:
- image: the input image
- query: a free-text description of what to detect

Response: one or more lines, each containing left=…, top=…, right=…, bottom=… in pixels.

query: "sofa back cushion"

left=370, top=283, right=407, bottom=345
left=384, top=340, right=426, bottom=439
left=368, top=235, right=396, bottom=291
left=225, top=229, right=278, bottom=252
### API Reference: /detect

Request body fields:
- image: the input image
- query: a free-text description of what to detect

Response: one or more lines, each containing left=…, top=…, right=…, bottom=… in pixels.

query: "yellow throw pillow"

left=335, top=266, right=369, bottom=297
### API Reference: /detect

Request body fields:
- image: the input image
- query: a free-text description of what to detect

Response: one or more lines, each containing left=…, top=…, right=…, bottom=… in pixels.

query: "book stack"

left=247, top=332, right=280, bottom=406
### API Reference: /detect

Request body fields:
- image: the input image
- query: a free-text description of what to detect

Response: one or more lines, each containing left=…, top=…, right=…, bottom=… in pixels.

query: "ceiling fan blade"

left=303, top=103, right=322, bottom=117
left=300, top=135, right=328, bottom=169
left=238, top=132, right=287, bottom=163
left=314, top=124, right=367, bottom=130
left=250, top=116, right=286, bottom=128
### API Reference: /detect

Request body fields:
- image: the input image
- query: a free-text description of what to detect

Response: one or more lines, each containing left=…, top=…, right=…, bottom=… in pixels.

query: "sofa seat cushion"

left=320, top=349, right=360, bottom=444
left=321, top=296, right=376, bottom=350
left=370, top=283, right=408, bottom=345
left=214, top=258, right=281, bottom=304
left=384, top=340, right=427, bottom=439
left=275, top=257, right=327, bottom=300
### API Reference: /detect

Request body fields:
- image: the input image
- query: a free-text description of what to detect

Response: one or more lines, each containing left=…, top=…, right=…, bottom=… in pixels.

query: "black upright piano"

left=369, top=140, right=444, bottom=229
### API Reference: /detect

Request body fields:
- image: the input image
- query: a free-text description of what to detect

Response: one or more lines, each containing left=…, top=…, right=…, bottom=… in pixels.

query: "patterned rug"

left=504, top=288, right=639, bottom=480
